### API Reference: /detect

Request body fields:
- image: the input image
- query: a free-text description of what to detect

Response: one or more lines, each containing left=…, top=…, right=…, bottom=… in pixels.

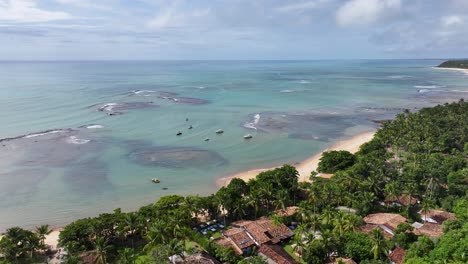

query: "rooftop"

left=384, top=194, right=418, bottom=206
left=258, top=243, right=300, bottom=264
left=274, top=206, right=299, bottom=217
left=419, top=209, right=456, bottom=224
left=414, top=223, right=443, bottom=237
left=363, top=213, right=407, bottom=230
left=389, top=247, right=406, bottom=264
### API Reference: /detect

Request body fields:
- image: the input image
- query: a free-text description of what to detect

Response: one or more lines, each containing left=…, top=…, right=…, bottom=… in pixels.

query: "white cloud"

left=275, top=0, right=330, bottom=13
left=336, top=0, right=401, bottom=26
left=147, top=7, right=210, bottom=30
left=441, top=15, right=463, bottom=27
left=0, top=0, right=72, bottom=22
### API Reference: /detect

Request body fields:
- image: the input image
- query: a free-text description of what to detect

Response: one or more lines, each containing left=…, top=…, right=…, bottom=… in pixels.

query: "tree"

left=393, top=223, right=417, bottom=249
left=420, top=199, right=434, bottom=223
left=124, top=212, right=139, bottom=253
left=343, top=232, right=373, bottom=263
left=92, top=236, right=112, bottom=264
left=238, top=255, right=268, bottom=264
left=317, top=150, right=356, bottom=173
left=35, top=224, right=52, bottom=249
left=117, top=248, right=136, bottom=264
left=0, top=227, right=40, bottom=261
left=405, top=235, right=434, bottom=259
left=370, top=228, right=387, bottom=260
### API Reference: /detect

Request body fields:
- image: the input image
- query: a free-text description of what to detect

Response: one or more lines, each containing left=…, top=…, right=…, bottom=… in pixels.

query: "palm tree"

left=35, top=224, right=52, bottom=249
left=93, top=236, right=112, bottom=264
left=144, top=220, right=167, bottom=251
left=124, top=213, right=139, bottom=252
left=117, top=248, right=135, bottom=264
left=246, top=190, right=261, bottom=218
left=421, top=199, right=434, bottom=223
left=273, top=189, right=290, bottom=211
left=370, top=228, right=387, bottom=260
left=166, top=239, right=185, bottom=260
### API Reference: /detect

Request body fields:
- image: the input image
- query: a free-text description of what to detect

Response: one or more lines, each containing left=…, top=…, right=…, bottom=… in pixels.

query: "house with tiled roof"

left=412, top=209, right=457, bottom=237
left=258, top=243, right=300, bottom=264
left=383, top=194, right=419, bottom=207
left=215, top=217, right=294, bottom=256
left=389, top=247, right=406, bottom=264
left=419, top=209, right=456, bottom=224
left=362, top=213, right=407, bottom=237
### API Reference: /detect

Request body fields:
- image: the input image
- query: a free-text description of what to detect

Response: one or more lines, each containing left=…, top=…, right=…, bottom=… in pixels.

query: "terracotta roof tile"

left=385, top=194, right=418, bottom=206
left=389, top=247, right=406, bottom=264
left=258, top=243, right=300, bottom=264
left=274, top=206, right=299, bottom=217
left=244, top=222, right=271, bottom=245
left=227, top=229, right=255, bottom=249
left=360, top=224, right=393, bottom=239
left=364, top=213, right=407, bottom=225
left=414, top=223, right=443, bottom=237
left=419, top=209, right=457, bottom=224
left=214, top=237, right=242, bottom=255
left=255, top=218, right=294, bottom=241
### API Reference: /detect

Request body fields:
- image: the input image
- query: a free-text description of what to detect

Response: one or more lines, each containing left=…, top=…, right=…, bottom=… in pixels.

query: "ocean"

left=0, top=60, right=466, bottom=230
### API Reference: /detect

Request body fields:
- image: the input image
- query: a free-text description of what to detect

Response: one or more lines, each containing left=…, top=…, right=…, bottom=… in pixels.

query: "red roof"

left=389, top=247, right=406, bottom=264
left=258, top=243, right=300, bottom=264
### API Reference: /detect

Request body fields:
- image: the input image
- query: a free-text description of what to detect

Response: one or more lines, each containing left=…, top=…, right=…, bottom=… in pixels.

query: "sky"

left=0, top=0, right=467, bottom=60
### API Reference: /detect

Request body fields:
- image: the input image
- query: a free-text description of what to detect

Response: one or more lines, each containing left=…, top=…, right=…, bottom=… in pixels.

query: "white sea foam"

left=86, top=125, right=104, bottom=129
left=297, top=80, right=311, bottom=84
left=414, top=85, right=444, bottom=89
left=450, top=89, right=468, bottom=93
left=133, top=90, right=156, bottom=95
left=244, top=114, right=261, bottom=130
left=99, top=103, right=118, bottom=112
left=280, top=89, right=296, bottom=93
left=388, top=75, right=412, bottom=79
left=66, top=136, right=90, bottom=145
left=24, top=130, right=67, bottom=138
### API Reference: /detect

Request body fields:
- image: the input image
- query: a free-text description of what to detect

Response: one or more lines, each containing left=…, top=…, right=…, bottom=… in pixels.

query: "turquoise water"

left=0, top=60, right=466, bottom=230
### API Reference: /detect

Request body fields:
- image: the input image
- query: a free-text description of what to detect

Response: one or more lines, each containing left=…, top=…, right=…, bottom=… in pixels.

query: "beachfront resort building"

left=214, top=217, right=296, bottom=263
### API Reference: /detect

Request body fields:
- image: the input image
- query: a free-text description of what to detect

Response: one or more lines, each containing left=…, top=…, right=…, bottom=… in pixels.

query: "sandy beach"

left=217, top=131, right=376, bottom=187
left=433, top=67, right=468, bottom=75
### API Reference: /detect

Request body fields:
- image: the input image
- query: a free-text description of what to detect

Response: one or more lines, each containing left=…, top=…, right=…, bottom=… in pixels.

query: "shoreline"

left=10, top=130, right=376, bottom=249
left=216, top=130, right=376, bottom=187
left=433, top=66, right=468, bottom=74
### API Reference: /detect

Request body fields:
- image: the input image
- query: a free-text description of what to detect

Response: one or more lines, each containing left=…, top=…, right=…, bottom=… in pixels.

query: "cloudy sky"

left=0, top=0, right=467, bottom=60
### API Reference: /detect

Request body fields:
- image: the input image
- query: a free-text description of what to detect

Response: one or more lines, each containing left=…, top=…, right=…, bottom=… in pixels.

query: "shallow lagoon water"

left=0, top=60, right=466, bottom=230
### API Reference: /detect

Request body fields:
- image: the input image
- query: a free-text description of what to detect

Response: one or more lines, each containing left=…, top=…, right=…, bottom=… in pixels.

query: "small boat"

left=176, top=131, right=182, bottom=136
left=243, top=134, right=253, bottom=139
left=188, top=125, right=193, bottom=129
left=204, top=138, right=210, bottom=141
left=186, top=118, right=189, bottom=122
left=151, top=178, right=160, bottom=183
left=215, top=129, right=224, bottom=134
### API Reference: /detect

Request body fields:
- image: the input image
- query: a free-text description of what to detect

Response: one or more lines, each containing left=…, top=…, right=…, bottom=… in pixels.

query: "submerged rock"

left=127, top=146, right=226, bottom=169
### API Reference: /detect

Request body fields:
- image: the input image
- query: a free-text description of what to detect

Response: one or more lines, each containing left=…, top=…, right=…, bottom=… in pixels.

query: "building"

left=419, top=209, right=456, bottom=224
left=258, top=243, right=300, bottom=264
left=414, top=209, right=457, bottom=237
left=383, top=194, right=418, bottom=207
left=389, top=247, right=406, bottom=264
left=361, top=213, right=407, bottom=237
left=214, top=217, right=294, bottom=256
